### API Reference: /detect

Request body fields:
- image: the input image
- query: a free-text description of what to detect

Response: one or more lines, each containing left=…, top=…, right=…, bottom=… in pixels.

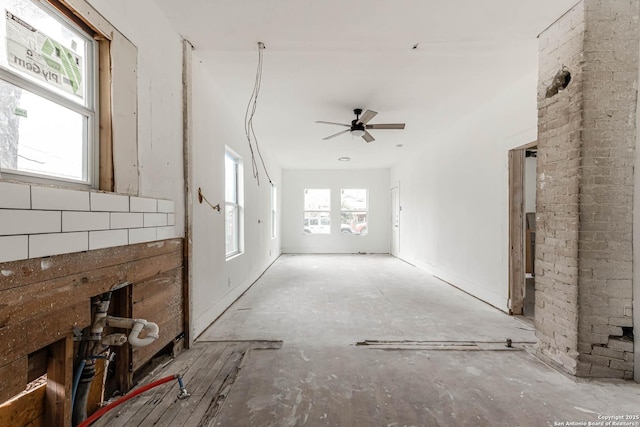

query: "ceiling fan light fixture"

left=351, top=129, right=365, bottom=138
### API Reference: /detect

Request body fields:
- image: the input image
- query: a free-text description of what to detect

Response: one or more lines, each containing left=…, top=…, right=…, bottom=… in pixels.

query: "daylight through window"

left=0, top=0, right=97, bottom=185
left=225, top=150, right=242, bottom=257
left=303, top=189, right=331, bottom=234
left=341, top=189, right=368, bottom=235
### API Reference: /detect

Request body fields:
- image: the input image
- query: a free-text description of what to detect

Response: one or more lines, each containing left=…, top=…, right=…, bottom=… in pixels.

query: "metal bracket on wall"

left=198, top=187, right=221, bottom=212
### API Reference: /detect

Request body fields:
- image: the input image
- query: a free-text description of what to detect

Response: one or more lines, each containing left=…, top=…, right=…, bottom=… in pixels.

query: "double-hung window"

left=341, top=189, right=368, bottom=235
left=0, top=0, right=97, bottom=186
left=303, top=189, right=330, bottom=234
left=225, top=149, right=242, bottom=257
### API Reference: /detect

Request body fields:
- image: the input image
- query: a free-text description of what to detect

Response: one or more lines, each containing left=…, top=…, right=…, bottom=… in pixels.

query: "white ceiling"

left=151, top=0, right=577, bottom=169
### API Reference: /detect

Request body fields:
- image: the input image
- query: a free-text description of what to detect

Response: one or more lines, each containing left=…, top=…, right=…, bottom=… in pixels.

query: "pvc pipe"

left=106, top=316, right=159, bottom=347
left=128, top=321, right=159, bottom=347
left=77, top=374, right=178, bottom=427
left=101, top=333, right=127, bottom=346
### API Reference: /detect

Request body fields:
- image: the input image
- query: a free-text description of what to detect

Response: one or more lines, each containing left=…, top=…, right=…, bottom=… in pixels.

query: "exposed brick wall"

left=536, top=2, right=586, bottom=374
left=536, top=0, right=638, bottom=379
left=576, top=0, right=638, bottom=379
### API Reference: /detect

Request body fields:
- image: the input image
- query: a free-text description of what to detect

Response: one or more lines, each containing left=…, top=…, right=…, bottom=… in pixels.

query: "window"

left=341, top=189, right=368, bottom=235
left=225, top=149, right=242, bottom=257
left=271, top=183, right=277, bottom=239
left=0, top=0, right=98, bottom=185
left=303, top=189, right=330, bottom=234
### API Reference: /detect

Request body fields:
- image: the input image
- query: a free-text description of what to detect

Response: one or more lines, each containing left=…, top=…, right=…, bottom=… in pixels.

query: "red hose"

left=78, top=374, right=178, bottom=427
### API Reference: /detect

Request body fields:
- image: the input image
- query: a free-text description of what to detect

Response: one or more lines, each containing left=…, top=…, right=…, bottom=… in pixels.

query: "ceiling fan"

left=316, top=108, right=406, bottom=143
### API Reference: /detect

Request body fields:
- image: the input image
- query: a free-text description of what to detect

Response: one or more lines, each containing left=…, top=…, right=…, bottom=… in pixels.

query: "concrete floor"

left=199, top=254, right=640, bottom=426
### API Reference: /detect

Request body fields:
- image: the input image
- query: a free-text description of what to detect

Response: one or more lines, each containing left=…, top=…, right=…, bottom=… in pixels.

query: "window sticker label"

left=5, top=10, right=83, bottom=99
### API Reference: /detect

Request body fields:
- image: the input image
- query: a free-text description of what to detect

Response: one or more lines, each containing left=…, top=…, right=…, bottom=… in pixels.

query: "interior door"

left=391, top=186, right=400, bottom=257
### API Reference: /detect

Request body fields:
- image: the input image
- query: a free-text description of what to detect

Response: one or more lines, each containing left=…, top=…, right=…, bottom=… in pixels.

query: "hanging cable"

left=244, top=41, right=272, bottom=186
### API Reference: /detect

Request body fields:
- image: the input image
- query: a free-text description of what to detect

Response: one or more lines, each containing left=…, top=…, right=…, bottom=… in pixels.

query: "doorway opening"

left=508, top=142, right=537, bottom=322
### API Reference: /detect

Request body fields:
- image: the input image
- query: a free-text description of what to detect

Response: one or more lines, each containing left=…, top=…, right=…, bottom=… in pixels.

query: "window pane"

left=341, top=189, right=367, bottom=211
left=304, top=189, right=330, bottom=211
left=225, top=204, right=238, bottom=256
left=304, top=212, right=330, bottom=234
left=1, top=0, right=90, bottom=105
left=0, top=79, right=85, bottom=180
left=341, top=212, right=368, bottom=236
left=225, top=153, right=236, bottom=203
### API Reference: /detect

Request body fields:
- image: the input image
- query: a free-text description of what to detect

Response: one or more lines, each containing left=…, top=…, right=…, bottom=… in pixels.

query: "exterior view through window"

left=0, top=0, right=96, bottom=184
left=225, top=150, right=241, bottom=257
left=304, top=189, right=330, bottom=234
left=341, top=189, right=368, bottom=235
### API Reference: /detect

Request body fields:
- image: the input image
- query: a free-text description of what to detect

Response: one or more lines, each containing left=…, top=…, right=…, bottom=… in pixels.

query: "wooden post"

left=508, top=149, right=525, bottom=315
left=45, top=336, right=73, bottom=427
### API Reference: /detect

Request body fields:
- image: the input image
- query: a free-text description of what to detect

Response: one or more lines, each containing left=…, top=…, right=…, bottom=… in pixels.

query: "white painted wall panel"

left=281, top=169, right=390, bottom=254
left=390, top=70, right=539, bottom=311
left=189, top=54, right=282, bottom=338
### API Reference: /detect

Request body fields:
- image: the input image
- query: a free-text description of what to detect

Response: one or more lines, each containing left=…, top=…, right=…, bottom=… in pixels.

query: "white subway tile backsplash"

left=111, top=213, right=143, bottom=229
left=91, top=192, right=129, bottom=212
left=0, top=192, right=176, bottom=262
left=144, top=213, right=167, bottom=227
left=29, top=232, right=88, bottom=258
left=89, top=229, right=128, bottom=250
left=129, top=228, right=157, bottom=244
left=130, top=197, right=157, bottom=213
left=0, top=182, right=31, bottom=209
left=0, top=235, right=28, bottom=262
left=0, top=210, right=61, bottom=236
left=157, top=226, right=177, bottom=240
left=31, top=186, right=89, bottom=211
left=157, top=199, right=175, bottom=213
left=63, top=212, right=110, bottom=232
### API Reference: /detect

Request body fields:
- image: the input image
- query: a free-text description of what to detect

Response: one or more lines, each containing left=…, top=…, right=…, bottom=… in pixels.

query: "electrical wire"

left=244, top=41, right=272, bottom=186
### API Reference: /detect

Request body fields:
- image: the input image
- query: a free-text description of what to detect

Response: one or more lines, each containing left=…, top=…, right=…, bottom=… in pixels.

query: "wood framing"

left=0, top=238, right=185, bottom=416
left=508, top=149, right=525, bottom=315
left=182, top=38, right=194, bottom=347
left=98, top=37, right=114, bottom=192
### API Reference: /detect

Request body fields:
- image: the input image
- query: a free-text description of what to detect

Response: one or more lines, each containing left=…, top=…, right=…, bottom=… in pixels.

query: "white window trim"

left=0, top=0, right=99, bottom=188
left=225, top=147, right=243, bottom=259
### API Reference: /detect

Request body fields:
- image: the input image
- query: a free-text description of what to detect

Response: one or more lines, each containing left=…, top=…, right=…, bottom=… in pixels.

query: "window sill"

left=226, top=251, right=243, bottom=262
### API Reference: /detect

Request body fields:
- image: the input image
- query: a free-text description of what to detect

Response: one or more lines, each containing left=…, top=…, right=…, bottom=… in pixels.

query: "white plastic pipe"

left=106, top=316, right=160, bottom=348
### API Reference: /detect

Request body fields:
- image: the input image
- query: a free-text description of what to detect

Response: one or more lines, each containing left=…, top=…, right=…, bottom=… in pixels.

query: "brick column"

left=536, top=0, right=639, bottom=379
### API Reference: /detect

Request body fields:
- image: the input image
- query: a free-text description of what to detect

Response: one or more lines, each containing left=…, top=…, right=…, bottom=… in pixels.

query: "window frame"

left=0, top=0, right=101, bottom=189
left=303, top=188, right=331, bottom=235
left=225, top=148, right=243, bottom=259
left=340, top=188, right=369, bottom=236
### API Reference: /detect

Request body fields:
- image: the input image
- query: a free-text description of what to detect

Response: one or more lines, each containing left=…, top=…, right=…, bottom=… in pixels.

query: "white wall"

left=189, top=51, right=282, bottom=339
left=87, top=0, right=185, bottom=237
left=281, top=169, right=390, bottom=254
left=390, top=71, right=539, bottom=311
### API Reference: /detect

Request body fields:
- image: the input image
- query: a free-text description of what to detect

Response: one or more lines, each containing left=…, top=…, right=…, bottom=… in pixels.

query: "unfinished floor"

left=95, top=254, right=640, bottom=426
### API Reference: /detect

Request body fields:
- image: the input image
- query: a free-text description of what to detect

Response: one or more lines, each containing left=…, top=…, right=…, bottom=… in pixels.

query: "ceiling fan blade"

left=366, top=123, right=406, bottom=130
left=357, top=110, right=378, bottom=125
left=323, top=129, right=350, bottom=140
left=362, top=131, right=375, bottom=143
left=316, top=121, right=350, bottom=127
